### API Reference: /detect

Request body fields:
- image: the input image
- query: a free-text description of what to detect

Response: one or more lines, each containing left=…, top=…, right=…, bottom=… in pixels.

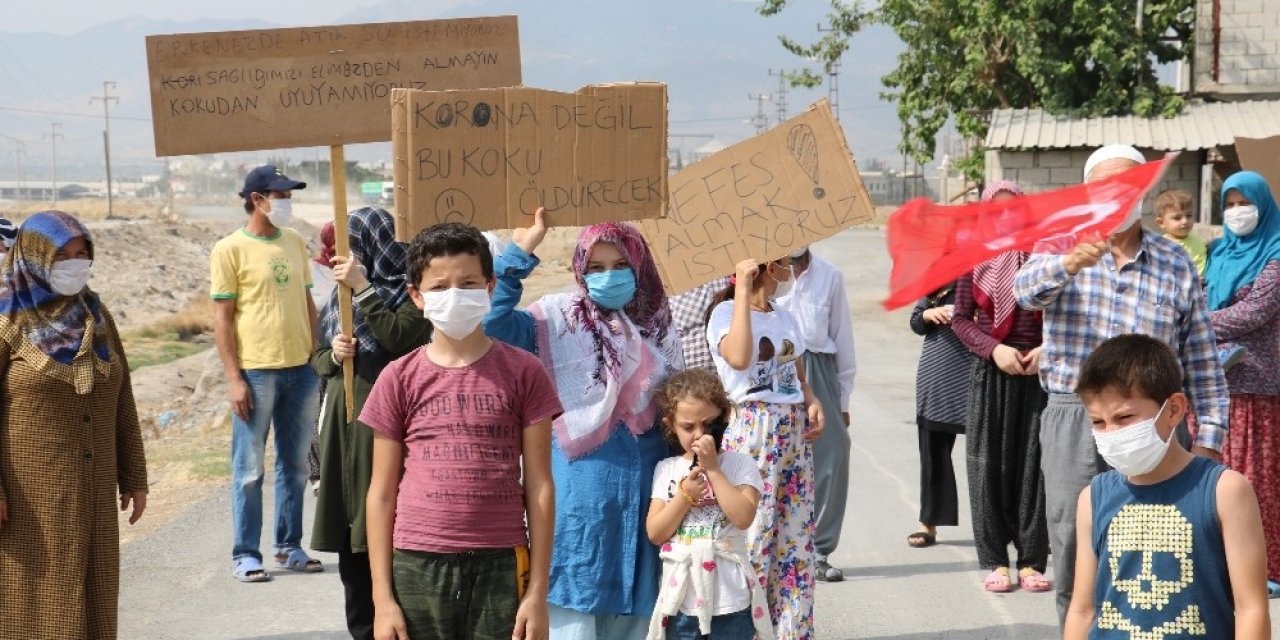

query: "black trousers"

left=339, top=539, right=374, bottom=640
left=965, top=358, right=1049, bottom=572
left=917, top=419, right=960, bottom=527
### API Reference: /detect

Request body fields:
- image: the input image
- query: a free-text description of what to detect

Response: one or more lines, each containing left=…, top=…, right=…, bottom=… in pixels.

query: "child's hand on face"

left=689, top=434, right=720, bottom=472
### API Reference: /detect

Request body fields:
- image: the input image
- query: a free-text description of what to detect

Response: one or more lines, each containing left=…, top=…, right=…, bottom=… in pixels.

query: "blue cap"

left=239, top=165, right=306, bottom=198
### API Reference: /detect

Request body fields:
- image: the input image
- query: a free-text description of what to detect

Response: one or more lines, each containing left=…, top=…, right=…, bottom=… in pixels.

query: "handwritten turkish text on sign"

left=391, top=83, right=668, bottom=237
left=640, top=100, right=873, bottom=295
left=146, top=16, right=521, bottom=156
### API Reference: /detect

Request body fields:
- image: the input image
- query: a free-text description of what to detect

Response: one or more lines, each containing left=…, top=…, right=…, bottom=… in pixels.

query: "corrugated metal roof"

left=984, top=100, right=1280, bottom=151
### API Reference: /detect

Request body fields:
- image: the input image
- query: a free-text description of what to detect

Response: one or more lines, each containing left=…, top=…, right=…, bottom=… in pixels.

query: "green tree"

left=760, top=0, right=1194, bottom=178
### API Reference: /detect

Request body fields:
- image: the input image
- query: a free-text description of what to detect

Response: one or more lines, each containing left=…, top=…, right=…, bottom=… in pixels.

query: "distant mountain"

left=0, top=1, right=905, bottom=180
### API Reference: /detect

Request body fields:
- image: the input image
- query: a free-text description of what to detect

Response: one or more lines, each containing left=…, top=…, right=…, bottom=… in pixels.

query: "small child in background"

left=645, top=369, right=773, bottom=640
left=1063, top=334, right=1270, bottom=639
left=1155, top=189, right=1206, bottom=277
left=1154, top=189, right=1245, bottom=370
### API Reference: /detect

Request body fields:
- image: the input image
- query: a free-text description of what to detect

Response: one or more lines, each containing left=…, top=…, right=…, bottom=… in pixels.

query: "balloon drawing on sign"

left=787, top=124, right=824, bottom=199
left=435, top=188, right=476, bottom=224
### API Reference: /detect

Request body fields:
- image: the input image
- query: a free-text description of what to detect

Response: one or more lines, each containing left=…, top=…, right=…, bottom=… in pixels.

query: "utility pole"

left=90, top=81, right=119, bottom=217
left=13, top=141, right=26, bottom=202
left=817, top=23, right=843, bottom=119
left=44, top=123, right=62, bottom=205
left=748, top=93, right=772, bottom=135
left=768, top=69, right=790, bottom=125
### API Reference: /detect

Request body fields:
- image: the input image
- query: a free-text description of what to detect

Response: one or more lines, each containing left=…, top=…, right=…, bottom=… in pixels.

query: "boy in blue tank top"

left=1065, top=334, right=1270, bottom=639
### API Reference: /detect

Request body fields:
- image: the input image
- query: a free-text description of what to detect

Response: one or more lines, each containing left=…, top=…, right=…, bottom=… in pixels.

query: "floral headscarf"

left=0, top=210, right=110, bottom=366
left=972, top=181, right=1033, bottom=341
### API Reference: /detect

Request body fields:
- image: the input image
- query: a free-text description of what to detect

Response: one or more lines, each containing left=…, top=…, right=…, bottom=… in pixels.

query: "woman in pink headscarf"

left=485, top=208, right=682, bottom=639
left=950, top=181, right=1052, bottom=594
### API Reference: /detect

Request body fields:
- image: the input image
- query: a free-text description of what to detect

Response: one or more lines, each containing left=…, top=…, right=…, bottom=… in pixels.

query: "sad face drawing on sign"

left=434, top=188, right=476, bottom=224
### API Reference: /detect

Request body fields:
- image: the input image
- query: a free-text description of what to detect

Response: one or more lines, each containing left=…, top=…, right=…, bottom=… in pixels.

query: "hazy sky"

left=8, top=0, right=418, bottom=34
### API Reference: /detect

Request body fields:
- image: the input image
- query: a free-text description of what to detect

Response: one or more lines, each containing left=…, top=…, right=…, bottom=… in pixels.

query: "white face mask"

left=265, top=197, right=294, bottom=228
left=49, top=258, right=93, bottom=296
left=1092, top=400, right=1171, bottom=477
left=770, top=265, right=795, bottom=300
left=421, top=287, right=491, bottom=340
left=1224, top=205, right=1259, bottom=237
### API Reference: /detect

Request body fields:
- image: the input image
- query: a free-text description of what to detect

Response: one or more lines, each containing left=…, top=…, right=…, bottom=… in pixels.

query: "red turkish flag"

left=882, top=153, right=1176, bottom=309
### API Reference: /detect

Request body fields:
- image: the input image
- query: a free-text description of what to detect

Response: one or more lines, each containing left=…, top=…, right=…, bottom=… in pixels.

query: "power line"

left=0, top=104, right=151, bottom=123
left=44, top=123, right=62, bottom=205
left=768, top=69, right=790, bottom=125
left=747, top=93, right=772, bottom=135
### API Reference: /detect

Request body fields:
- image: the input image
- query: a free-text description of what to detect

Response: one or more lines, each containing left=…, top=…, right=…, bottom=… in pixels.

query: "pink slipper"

left=1019, top=570, right=1052, bottom=592
left=983, top=569, right=1012, bottom=593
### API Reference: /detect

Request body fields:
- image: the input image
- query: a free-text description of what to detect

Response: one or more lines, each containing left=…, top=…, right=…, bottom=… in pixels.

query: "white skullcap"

left=790, top=246, right=810, bottom=259
left=1083, top=144, right=1147, bottom=181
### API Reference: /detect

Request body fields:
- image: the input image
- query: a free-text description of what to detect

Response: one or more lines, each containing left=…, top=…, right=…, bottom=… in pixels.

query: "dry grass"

left=122, top=297, right=215, bottom=370
left=0, top=199, right=166, bottom=222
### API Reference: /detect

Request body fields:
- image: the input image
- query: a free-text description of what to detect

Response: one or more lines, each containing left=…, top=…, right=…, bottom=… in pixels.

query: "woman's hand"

left=120, top=490, right=147, bottom=525
left=332, top=255, right=371, bottom=293
left=993, top=344, right=1027, bottom=376
left=373, top=602, right=409, bottom=640
left=805, top=401, right=825, bottom=442
left=734, top=259, right=758, bottom=293
left=513, top=207, right=548, bottom=255
left=331, top=334, right=358, bottom=362
left=923, top=305, right=953, bottom=324
left=688, top=435, right=721, bottom=473
left=1020, top=346, right=1045, bottom=375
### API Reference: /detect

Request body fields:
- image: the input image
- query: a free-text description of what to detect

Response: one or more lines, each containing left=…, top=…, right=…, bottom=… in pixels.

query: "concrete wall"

left=984, top=148, right=1206, bottom=219
left=1194, top=0, right=1280, bottom=97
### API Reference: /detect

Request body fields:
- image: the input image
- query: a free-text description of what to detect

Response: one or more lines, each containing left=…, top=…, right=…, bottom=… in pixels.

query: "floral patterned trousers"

left=724, top=400, right=816, bottom=640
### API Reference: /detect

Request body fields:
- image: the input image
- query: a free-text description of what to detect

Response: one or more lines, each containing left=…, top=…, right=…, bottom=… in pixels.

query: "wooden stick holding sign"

left=329, top=145, right=356, bottom=422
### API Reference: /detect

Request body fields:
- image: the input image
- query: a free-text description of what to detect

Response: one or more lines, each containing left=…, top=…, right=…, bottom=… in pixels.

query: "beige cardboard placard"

left=640, top=100, right=873, bottom=295
left=391, top=83, right=668, bottom=238
left=1235, top=136, right=1280, bottom=194
left=146, top=16, right=521, bottom=156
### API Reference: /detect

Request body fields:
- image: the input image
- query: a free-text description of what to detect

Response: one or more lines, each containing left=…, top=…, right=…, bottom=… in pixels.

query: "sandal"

left=274, top=547, right=324, bottom=573
left=1018, top=569, right=1053, bottom=592
left=232, top=557, right=272, bottom=583
left=983, top=568, right=1012, bottom=593
left=907, top=531, right=937, bottom=548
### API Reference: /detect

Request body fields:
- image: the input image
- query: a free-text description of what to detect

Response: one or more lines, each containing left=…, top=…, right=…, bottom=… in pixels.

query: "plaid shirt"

left=668, top=277, right=730, bottom=371
left=1014, top=232, right=1229, bottom=451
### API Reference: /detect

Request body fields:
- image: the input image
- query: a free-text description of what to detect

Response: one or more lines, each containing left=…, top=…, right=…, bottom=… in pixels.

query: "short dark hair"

left=243, top=191, right=267, bottom=214
left=1076, top=334, right=1183, bottom=404
left=405, top=222, right=494, bottom=286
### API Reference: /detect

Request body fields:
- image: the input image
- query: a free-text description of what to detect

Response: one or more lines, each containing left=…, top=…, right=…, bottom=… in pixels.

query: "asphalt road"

left=120, top=227, right=1279, bottom=639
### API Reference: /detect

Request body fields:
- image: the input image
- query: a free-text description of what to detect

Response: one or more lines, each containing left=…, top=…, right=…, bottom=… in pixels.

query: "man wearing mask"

left=211, top=165, right=324, bottom=582
left=775, top=245, right=856, bottom=582
left=1013, top=145, right=1229, bottom=624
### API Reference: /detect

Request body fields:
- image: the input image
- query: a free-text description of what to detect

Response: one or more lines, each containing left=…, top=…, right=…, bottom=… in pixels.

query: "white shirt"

left=706, top=301, right=807, bottom=405
left=650, top=451, right=763, bottom=616
left=310, top=262, right=336, bottom=309
left=776, top=254, right=857, bottom=409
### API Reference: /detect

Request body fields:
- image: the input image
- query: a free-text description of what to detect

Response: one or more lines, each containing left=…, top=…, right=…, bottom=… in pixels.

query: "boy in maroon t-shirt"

left=362, top=222, right=561, bottom=640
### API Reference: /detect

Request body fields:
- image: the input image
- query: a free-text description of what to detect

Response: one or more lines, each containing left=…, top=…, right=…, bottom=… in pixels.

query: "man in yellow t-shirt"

left=212, top=164, right=324, bottom=582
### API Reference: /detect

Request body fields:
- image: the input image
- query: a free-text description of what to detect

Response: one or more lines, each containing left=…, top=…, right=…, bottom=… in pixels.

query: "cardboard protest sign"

left=146, top=16, right=521, bottom=156
left=390, top=83, right=668, bottom=237
left=640, top=100, right=873, bottom=295
left=1235, top=136, right=1280, bottom=194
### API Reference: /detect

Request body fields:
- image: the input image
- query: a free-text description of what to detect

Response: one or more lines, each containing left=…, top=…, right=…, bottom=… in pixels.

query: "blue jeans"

left=231, top=365, right=319, bottom=561
left=547, top=605, right=647, bottom=640
left=666, top=609, right=755, bottom=640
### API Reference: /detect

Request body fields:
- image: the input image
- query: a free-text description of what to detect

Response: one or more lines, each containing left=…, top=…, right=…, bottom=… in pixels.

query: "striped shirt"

left=1013, top=232, right=1229, bottom=451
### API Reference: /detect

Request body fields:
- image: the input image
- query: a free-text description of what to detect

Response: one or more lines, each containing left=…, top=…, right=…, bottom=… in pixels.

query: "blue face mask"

left=584, top=268, right=637, bottom=310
